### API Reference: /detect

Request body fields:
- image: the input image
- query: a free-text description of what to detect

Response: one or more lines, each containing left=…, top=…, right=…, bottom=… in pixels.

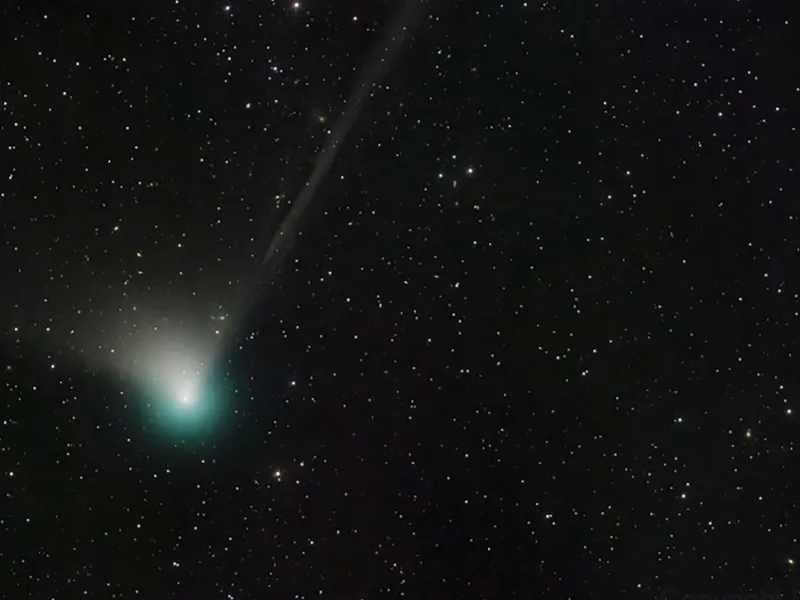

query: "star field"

left=1, top=0, right=799, bottom=598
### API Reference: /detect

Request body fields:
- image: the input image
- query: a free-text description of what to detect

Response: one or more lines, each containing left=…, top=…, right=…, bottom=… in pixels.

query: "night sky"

left=1, top=0, right=799, bottom=598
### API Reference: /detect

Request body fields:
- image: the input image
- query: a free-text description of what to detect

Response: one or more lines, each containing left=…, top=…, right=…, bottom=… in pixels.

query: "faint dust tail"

left=220, top=0, right=426, bottom=355
left=261, top=0, right=424, bottom=272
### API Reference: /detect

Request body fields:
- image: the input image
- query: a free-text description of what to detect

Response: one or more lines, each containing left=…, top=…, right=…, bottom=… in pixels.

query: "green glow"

left=141, top=374, right=228, bottom=440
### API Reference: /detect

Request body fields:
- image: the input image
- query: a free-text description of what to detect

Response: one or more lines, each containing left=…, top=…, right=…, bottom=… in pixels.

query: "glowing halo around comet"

left=95, top=317, right=231, bottom=441
left=136, top=345, right=227, bottom=438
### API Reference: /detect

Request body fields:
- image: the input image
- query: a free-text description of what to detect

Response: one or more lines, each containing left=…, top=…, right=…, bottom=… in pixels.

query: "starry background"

left=1, top=0, right=799, bottom=598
